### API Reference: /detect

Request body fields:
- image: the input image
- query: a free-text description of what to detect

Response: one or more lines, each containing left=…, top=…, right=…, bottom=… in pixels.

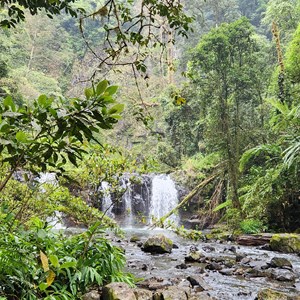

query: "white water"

left=149, top=174, right=179, bottom=224
left=121, top=177, right=134, bottom=226
left=101, top=181, right=114, bottom=218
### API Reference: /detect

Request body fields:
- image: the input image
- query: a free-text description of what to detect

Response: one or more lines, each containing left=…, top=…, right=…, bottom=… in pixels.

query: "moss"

left=270, top=234, right=300, bottom=253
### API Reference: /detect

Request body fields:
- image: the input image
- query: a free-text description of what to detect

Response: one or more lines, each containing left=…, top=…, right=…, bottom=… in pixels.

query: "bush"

left=0, top=216, right=134, bottom=299
left=240, top=219, right=266, bottom=234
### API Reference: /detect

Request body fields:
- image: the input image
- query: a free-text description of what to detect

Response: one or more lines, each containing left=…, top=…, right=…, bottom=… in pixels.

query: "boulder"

left=185, top=251, right=204, bottom=262
left=270, top=268, right=296, bottom=282
left=270, top=234, right=300, bottom=253
left=130, top=235, right=141, bottom=243
left=82, top=290, right=101, bottom=300
left=268, top=257, right=293, bottom=269
left=257, top=288, right=300, bottom=300
left=133, top=288, right=153, bottom=300
left=102, top=282, right=136, bottom=300
left=142, top=234, right=173, bottom=254
left=153, top=286, right=188, bottom=300
left=187, top=275, right=211, bottom=290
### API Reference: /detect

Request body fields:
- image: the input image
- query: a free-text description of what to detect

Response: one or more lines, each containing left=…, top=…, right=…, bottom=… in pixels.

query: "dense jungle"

left=0, top=0, right=299, bottom=299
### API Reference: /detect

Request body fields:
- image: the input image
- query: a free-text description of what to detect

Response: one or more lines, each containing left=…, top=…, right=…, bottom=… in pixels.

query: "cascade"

left=100, top=181, right=114, bottom=218
left=149, top=174, right=179, bottom=224
left=100, top=174, right=179, bottom=226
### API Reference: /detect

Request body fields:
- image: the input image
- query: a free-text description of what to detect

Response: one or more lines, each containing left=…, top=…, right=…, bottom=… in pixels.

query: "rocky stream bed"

left=101, top=227, right=300, bottom=300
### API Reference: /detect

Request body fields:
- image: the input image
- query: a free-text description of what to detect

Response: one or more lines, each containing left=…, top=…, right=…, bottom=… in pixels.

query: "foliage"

left=0, top=217, right=134, bottom=299
left=240, top=219, right=267, bottom=234
left=0, top=0, right=83, bottom=28
left=0, top=80, right=123, bottom=191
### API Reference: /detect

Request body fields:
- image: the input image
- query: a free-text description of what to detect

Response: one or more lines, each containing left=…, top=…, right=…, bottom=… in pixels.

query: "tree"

left=189, top=18, right=273, bottom=209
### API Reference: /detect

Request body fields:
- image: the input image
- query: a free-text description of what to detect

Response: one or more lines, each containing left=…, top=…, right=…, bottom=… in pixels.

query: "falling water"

left=149, top=174, right=179, bottom=224
left=101, top=181, right=114, bottom=218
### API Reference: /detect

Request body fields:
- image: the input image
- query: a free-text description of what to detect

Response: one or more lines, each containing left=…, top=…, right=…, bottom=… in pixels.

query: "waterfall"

left=100, top=174, right=179, bottom=227
left=149, top=174, right=179, bottom=224
left=101, top=181, right=114, bottom=218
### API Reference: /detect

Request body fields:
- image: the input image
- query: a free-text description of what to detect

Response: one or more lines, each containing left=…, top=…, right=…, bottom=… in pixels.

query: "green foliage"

left=0, top=0, right=83, bottom=28
left=240, top=219, right=266, bottom=234
left=0, top=217, right=134, bottom=299
left=0, top=80, right=123, bottom=179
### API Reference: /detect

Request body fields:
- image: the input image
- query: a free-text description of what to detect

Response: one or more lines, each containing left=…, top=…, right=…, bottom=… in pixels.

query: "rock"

left=270, top=268, right=296, bottom=282
left=130, top=235, right=141, bottom=242
left=82, top=290, right=101, bottom=300
left=189, top=292, right=215, bottom=300
left=268, top=257, right=293, bottom=269
left=176, top=263, right=188, bottom=269
left=137, top=241, right=143, bottom=247
left=133, top=288, right=153, bottom=300
left=102, top=282, right=136, bottom=300
left=257, top=288, right=300, bottom=300
left=153, top=286, right=188, bottom=300
left=235, top=253, right=246, bottom=262
left=142, top=234, right=173, bottom=254
left=185, top=251, right=204, bottom=262
left=270, top=234, right=300, bottom=253
left=237, top=234, right=272, bottom=246
left=205, top=262, right=222, bottom=271
left=173, top=244, right=179, bottom=249
left=202, top=245, right=215, bottom=252
left=137, top=277, right=171, bottom=291
left=187, top=275, right=211, bottom=290
left=219, top=268, right=234, bottom=276
left=141, top=264, right=148, bottom=271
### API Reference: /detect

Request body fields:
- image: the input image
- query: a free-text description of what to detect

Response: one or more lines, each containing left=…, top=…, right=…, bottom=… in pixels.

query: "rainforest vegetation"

left=0, top=0, right=299, bottom=298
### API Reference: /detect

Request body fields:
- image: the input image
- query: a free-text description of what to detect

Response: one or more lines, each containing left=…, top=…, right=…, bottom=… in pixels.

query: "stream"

left=117, top=227, right=300, bottom=299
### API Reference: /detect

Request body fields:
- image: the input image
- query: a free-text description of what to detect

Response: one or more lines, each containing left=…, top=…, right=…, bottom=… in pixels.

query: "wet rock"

left=205, top=262, right=222, bottom=271
left=219, top=268, right=234, bottom=276
left=237, top=234, right=272, bottom=246
left=138, top=277, right=172, bottom=291
left=82, top=290, right=101, bottom=300
left=130, top=235, right=141, bottom=243
left=133, top=288, right=153, bottom=300
left=240, top=257, right=251, bottom=265
left=153, top=286, right=188, bottom=300
left=268, top=257, right=293, bottom=269
left=187, top=275, right=211, bottom=290
left=235, top=253, right=246, bottom=262
left=270, top=233, right=300, bottom=253
left=141, top=264, right=148, bottom=271
left=257, top=288, right=300, bottom=300
left=142, top=234, right=173, bottom=254
left=202, top=245, right=215, bottom=252
left=102, top=282, right=136, bottom=300
left=176, top=263, right=188, bottom=269
left=173, top=243, right=179, bottom=249
left=270, top=268, right=296, bottom=282
left=189, top=292, right=215, bottom=300
left=185, top=251, right=204, bottom=262
left=137, top=241, right=143, bottom=247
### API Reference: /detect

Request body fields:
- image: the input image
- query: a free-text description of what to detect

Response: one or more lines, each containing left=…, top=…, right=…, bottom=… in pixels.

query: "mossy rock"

left=142, top=234, right=173, bottom=254
left=270, top=234, right=300, bottom=253
left=257, top=288, right=300, bottom=300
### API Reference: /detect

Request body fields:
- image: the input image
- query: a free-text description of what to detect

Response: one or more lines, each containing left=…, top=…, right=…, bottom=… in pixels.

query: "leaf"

left=38, top=95, right=53, bottom=108
left=46, top=270, right=56, bottom=286
left=60, top=261, right=77, bottom=269
left=96, top=80, right=108, bottom=95
left=108, top=104, right=124, bottom=115
left=213, top=200, right=232, bottom=212
left=16, top=131, right=28, bottom=143
left=39, top=282, right=48, bottom=291
left=85, top=88, right=93, bottom=99
left=49, top=255, right=60, bottom=268
left=106, top=86, right=118, bottom=95
left=3, top=95, right=16, bottom=111
left=40, top=251, right=49, bottom=272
